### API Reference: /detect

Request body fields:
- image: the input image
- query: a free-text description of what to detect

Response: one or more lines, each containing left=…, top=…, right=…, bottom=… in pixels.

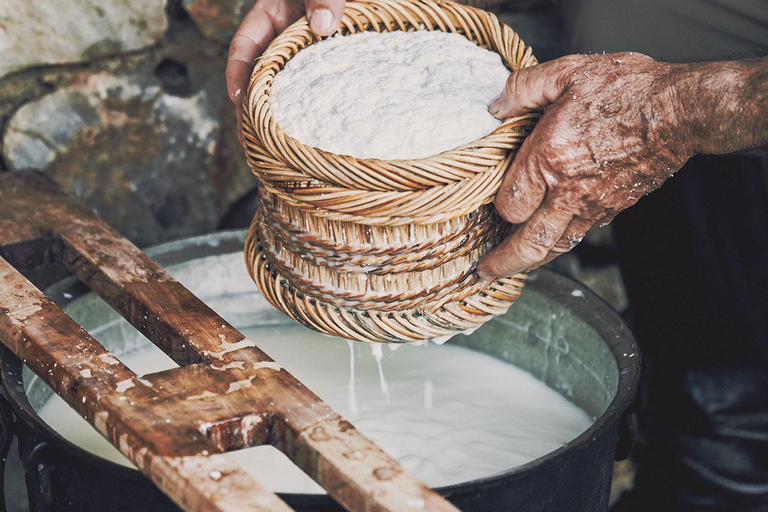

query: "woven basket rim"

left=242, top=0, right=538, bottom=342
left=244, top=0, right=538, bottom=177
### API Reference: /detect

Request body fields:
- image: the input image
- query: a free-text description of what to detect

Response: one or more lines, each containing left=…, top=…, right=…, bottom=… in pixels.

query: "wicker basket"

left=242, top=0, right=539, bottom=343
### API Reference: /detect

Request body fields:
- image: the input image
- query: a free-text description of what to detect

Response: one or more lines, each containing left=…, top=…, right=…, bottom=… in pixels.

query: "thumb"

left=489, top=55, right=579, bottom=119
left=306, top=0, right=346, bottom=37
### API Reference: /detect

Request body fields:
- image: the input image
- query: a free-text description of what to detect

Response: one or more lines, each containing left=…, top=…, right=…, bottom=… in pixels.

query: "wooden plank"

left=0, top=171, right=462, bottom=512
left=0, top=256, right=294, bottom=512
left=145, top=363, right=458, bottom=512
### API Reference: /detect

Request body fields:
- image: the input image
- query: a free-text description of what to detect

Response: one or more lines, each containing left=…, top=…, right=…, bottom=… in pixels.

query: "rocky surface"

left=214, top=97, right=258, bottom=228
left=182, top=0, right=256, bottom=43
left=0, top=0, right=168, bottom=79
left=2, top=33, right=254, bottom=247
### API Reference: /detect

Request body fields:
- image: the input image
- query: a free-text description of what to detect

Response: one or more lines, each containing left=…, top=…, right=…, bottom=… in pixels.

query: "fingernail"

left=488, top=94, right=502, bottom=116
left=310, top=9, right=334, bottom=34
left=477, top=272, right=493, bottom=281
left=476, top=266, right=494, bottom=281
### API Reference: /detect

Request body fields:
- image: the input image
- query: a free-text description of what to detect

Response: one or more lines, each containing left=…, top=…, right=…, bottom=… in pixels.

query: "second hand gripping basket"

left=242, top=0, right=539, bottom=343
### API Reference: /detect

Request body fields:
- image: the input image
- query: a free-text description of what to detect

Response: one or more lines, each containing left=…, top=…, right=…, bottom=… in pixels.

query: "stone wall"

left=0, top=0, right=255, bottom=247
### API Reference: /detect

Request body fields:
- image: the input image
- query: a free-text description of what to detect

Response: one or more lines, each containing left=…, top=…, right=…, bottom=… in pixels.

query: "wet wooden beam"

left=0, top=172, right=460, bottom=512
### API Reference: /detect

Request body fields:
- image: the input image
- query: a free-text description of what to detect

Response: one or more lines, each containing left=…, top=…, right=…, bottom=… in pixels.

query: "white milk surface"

left=269, top=30, right=510, bottom=160
left=36, top=324, right=592, bottom=494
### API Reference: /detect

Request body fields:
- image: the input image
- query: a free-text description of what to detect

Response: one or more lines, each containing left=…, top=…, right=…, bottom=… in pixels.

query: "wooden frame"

left=0, top=171, right=460, bottom=512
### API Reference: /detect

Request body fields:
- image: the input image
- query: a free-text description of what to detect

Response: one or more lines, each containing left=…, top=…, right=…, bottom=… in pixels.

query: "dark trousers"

left=612, top=153, right=768, bottom=511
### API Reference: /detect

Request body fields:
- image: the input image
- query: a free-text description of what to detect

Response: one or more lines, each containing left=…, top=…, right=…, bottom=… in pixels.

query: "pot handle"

left=615, top=352, right=651, bottom=461
left=22, top=440, right=86, bottom=512
left=0, top=393, right=16, bottom=512
left=22, top=442, right=58, bottom=512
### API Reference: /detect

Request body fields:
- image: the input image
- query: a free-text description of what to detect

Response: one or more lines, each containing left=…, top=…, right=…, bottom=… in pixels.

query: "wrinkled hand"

left=226, top=0, right=346, bottom=143
left=477, top=52, right=692, bottom=280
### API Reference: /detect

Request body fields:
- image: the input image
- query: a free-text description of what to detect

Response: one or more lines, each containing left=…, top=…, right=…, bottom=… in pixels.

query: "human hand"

left=226, top=0, right=346, bottom=143
left=477, top=52, right=693, bottom=280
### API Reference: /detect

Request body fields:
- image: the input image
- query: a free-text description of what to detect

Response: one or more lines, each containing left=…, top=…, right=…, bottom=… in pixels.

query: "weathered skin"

left=479, top=53, right=688, bottom=278
left=477, top=54, right=768, bottom=279
left=226, top=0, right=339, bottom=143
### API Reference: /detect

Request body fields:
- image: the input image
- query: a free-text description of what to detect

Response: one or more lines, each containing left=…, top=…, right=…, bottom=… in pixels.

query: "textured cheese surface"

left=269, top=30, right=510, bottom=160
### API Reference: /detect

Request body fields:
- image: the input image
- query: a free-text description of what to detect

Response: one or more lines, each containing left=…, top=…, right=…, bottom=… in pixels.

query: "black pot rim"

left=0, top=229, right=640, bottom=503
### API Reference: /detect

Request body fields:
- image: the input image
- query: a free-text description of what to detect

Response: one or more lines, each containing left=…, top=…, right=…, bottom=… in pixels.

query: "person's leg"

left=611, top=154, right=768, bottom=511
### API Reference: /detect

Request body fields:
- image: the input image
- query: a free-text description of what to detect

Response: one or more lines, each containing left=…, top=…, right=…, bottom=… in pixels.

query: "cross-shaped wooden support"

left=0, top=171, right=461, bottom=512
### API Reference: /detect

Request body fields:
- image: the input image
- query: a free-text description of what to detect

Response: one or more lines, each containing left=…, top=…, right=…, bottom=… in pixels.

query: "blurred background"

left=0, top=0, right=630, bottom=508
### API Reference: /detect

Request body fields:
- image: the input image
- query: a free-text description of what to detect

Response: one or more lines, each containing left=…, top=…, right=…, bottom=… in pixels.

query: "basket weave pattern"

left=243, top=0, right=539, bottom=343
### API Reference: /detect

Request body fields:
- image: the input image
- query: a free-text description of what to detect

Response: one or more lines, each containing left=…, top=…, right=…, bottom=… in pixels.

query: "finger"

left=225, top=57, right=253, bottom=106
left=477, top=206, right=573, bottom=280
left=494, top=134, right=546, bottom=224
left=489, top=55, right=581, bottom=119
left=236, top=104, right=244, bottom=146
left=306, top=0, right=345, bottom=37
left=226, top=5, right=281, bottom=105
left=539, top=216, right=594, bottom=266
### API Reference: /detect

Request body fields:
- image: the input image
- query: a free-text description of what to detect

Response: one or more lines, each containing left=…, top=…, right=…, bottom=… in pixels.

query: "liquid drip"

left=346, top=339, right=359, bottom=416
left=424, top=379, right=434, bottom=410
left=370, top=344, right=390, bottom=404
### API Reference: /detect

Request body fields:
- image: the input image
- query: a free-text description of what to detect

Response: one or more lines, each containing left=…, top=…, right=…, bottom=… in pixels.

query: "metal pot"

left=0, top=230, right=640, bottom=512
